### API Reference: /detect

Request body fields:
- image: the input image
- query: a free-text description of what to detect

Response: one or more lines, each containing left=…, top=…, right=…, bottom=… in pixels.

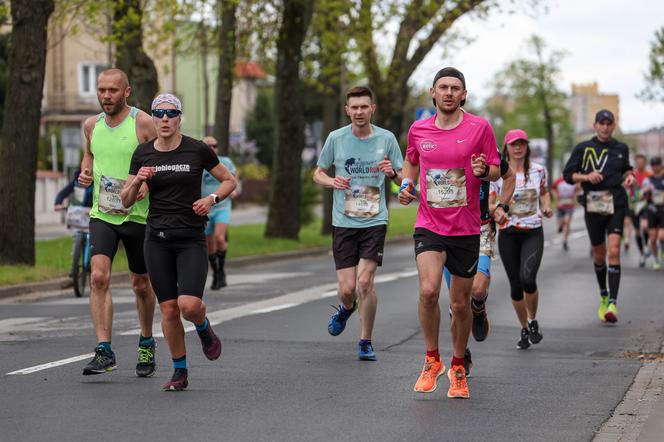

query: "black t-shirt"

left=480, top=156, right=510, bottom=222
left=562, top=137, right=632, bottom=208
left=129, top=135, right=220, bottom=230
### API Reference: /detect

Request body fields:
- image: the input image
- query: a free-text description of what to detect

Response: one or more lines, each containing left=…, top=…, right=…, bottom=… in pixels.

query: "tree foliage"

left=485, top=35, right=572, bottom=179
left=640, top=27, right=664, bottom=102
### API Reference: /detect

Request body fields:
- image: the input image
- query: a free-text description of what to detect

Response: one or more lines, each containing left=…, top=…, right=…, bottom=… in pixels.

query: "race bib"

left=653, top=189, right=664, bottom=205
left=65, top=206, right=90, bottom=231
left=558, top=196, right=575, bottom=207
left=72, top=186, right=86, bottom=206
left=479, top=222, right=496, bottom=258
left=425, top=168, right=467, bottom=208
left=98, top=175, right=130, bottom=215
left=635, top=200, right=647, bottom=213
left=587, top=190, right=614, bottom=215
left=344, top=185, right=380, bottom=218
left=511, top=188, right=538, bottom=218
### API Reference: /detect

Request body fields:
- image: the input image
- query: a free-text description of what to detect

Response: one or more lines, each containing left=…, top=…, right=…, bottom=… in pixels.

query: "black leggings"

left=144, top=227, right=208, bottom=303
left=498, top=227, right=544, bottom=301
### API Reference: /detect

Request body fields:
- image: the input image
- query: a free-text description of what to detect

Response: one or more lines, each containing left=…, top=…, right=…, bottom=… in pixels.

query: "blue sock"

left=359, top=339, right=371, bottom=346
left=97, top=341, right=112, bottom=353
left=195, top=318, right=209, bottom=332
left=172, top=355, right=187, bottom=370
left=139, top=335, right=155, bottom=348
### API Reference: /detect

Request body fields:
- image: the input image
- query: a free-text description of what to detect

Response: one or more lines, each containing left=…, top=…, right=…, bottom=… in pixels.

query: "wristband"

left=496, top=202, right=509, bottom=214
left=389, top=169, right=397, bottom=179
left=477, top=164, right=489, bottom=179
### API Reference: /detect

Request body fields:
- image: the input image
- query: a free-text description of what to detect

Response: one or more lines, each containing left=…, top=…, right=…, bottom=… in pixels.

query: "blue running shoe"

left=327, top=300, right=357, bottom=336
left=358, top=341, right=376, bottom=361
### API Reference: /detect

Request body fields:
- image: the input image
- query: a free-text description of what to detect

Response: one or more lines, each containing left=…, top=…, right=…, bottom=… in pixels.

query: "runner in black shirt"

left=122, top=93, right=236, bottom=391
left=563, top=109, right=635, bottom=324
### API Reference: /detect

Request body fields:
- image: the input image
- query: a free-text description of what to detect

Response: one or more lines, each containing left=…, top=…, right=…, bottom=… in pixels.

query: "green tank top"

left=89, top=107, right=149, bottom=225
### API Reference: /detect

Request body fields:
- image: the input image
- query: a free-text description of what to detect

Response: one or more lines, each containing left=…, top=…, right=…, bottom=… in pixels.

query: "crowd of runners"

left=70, top=66, right=662, bottom=396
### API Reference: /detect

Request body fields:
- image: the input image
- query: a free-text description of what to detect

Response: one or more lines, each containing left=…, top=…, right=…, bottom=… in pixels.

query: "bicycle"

left=63, top=205, right=91, bottom=298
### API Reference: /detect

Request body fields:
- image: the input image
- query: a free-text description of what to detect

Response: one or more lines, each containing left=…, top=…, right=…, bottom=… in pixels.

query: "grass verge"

left=0, top=205, right=419, bottom=286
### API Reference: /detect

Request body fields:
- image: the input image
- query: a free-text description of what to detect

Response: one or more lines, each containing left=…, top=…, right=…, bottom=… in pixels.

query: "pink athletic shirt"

left=406, top=112, right=500, bottom=236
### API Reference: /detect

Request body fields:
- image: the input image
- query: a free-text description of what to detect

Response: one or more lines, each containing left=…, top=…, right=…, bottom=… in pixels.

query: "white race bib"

left=653, top=189, right=664, bottom=205
left=344, top=185, right=380, bottom=218
left=558, top=196, right=575, bottom=207
left=65, top=206, right=90, bottom=231
left=511, top=188, right=538, bottom=218
left=426, top=168, right=467, bottom=209
left=98, top=176, right=130, bottom=215
left=587, top=190, right=614, bottom=215
left=479, top=222, right=496, bottom=258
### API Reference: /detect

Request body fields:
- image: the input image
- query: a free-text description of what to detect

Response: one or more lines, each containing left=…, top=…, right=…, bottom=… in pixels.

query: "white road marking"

left=252, top=303, right=299, bottom=314
left=6, top=353, right=94, bottom=375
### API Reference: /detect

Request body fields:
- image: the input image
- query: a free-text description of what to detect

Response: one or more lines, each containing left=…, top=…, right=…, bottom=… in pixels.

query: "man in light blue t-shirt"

left=313, top=86, right=404, bottom=361
left=202, top=136, right=238, bottom=290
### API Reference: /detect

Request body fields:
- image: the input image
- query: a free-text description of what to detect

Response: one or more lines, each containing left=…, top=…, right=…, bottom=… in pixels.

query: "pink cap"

left=503, top=129, right=529, bottom=146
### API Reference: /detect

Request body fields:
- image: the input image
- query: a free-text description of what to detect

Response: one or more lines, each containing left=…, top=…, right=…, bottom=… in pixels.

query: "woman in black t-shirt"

left=121, top=93, right=236, bottom=391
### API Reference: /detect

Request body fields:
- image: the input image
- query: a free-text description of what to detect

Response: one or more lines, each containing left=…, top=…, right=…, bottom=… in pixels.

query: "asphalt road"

left=2, top=216, right=663, bottom=441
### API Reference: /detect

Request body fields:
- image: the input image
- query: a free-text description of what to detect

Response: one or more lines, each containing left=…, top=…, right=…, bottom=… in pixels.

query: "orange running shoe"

left=413, top=356, right=445, bottom=393
left=447, top=365, right=470, bottom=399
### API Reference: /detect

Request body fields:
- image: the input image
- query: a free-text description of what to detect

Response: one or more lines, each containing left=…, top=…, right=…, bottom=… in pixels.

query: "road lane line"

left=6, top=353, right=94, bottom=375
left=252, top=303, right=299, bottom=314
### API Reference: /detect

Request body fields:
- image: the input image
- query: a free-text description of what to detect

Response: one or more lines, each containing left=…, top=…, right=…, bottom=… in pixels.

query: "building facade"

left=568, top=82, right=620, bottom=136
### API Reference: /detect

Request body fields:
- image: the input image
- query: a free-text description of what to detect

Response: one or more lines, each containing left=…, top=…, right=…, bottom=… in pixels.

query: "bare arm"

left=313, top=166, right=351, bottom=190
left=121, top=167, right=154, bottom=208
left=135, top=110, right=158, bottom=143
left=78, top=116, right=96, bottom=187
left=192, top=163, right=237, bottom=216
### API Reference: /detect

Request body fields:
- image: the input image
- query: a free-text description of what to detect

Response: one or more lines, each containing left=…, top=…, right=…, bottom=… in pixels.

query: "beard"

left=436, top=101, right=461, bottom=115
left=100, top=98, right=126, bottom=116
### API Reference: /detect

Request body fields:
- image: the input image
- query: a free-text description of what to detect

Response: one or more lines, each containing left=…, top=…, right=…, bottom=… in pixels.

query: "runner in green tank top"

left=77, top=68, right=159, bottom=377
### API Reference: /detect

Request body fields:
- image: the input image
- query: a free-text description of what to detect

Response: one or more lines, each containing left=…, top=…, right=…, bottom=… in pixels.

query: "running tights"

left=498, top=227, right=544, bottom=301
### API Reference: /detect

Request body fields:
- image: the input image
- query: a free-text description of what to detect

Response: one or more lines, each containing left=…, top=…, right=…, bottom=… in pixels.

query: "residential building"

left=568, top=82, right=620, bottom=136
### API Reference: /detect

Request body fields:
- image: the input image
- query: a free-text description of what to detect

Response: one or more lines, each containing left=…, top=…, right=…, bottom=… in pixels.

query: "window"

left=78, top=63, right=106, bottom=97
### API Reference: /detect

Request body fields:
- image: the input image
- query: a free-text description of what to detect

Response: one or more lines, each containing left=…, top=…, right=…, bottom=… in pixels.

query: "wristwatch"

left=210, top=193, right=220, bottom=204
left=389, top=169, right=398, bottom=179
left=496, top=202, right=509, bottom=213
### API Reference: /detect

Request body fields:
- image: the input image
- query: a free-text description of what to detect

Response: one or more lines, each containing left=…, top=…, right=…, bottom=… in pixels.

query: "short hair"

left=99, top=68, right=129, bottom=89
left=345, top=86, right=373, bottom=103
left=635, top=153, right=647, bottom=161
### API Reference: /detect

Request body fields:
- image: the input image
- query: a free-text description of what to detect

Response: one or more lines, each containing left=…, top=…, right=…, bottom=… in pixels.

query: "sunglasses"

left=151, top=109, right=181, bottom=119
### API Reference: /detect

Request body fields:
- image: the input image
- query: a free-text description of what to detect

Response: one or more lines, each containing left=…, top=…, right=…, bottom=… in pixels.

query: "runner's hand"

left=192, top=196, right=214, bottom=216
left=135, top=166, right=155, bottom=183
left=471, top=153, right=487, bottom=177
left=136, top=182, right=149, bottom=201
left=623, top=174, right=635, bottom=187
left=378, top=155, right=394, bottom=177
left=541, top=206, right=553, bottom=218
left=78, top=168, right=93, bottom=187
left=333, top=176, right=351, bottom=190
left=399, top=179, right=417, bottom=205
left=494, top=206, right=508, bottom=224
left=586, top=171, right=603, bottom=184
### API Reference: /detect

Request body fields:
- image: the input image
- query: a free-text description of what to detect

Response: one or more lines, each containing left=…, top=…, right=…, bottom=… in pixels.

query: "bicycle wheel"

left=72, top=233, right=87, bottom=298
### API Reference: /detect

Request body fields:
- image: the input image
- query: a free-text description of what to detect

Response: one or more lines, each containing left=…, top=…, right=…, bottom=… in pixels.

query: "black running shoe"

left=82, top=347, right=116, bottom=375
left=135, top=343, right=156, bottom=377
left=528, top=320, right=543, bottom=344
left=517, top=328, right=530, bottom=350
left=163, top=368, right=188, bottom=391
left=464, top=348, right=473, bottom=377
left=563, top=241, right=569, bottom=251
left=471, top=302, right=490, bottom=342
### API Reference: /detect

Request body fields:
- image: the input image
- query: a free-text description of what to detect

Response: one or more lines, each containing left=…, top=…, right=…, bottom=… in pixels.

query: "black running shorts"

left=584, top=205, right=627, bottom=246
left=647, top=206, right=664, bottom=229
left=89, top=219, right=148, bottom=274
left=143, top=227, right=208, bottom=303
left=413, top=228, right=480, bottom=278
left=332, top=225, right=387, bottom=270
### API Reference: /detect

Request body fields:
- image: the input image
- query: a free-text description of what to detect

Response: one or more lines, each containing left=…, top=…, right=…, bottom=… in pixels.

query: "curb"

left=0, top=235, right=412, bottom=300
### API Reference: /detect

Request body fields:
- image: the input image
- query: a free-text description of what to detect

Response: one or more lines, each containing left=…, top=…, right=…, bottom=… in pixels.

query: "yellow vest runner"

left=89, top=107, right=149, bottom=225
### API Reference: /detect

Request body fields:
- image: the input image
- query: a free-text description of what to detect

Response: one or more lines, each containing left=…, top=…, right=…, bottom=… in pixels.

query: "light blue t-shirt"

left=317, top=124, right=404, bottom=228
left=201, top=155, right=236, bottom=215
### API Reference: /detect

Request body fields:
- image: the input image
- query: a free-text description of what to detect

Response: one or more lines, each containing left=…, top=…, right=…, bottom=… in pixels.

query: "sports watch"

left=496, top=202, right=509, bottom=213
left=210, top=193, right=220, bottom=204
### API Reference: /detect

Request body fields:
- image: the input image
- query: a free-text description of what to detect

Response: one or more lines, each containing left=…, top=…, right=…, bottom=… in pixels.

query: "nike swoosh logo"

left=457, top=139, right=466, bottom=144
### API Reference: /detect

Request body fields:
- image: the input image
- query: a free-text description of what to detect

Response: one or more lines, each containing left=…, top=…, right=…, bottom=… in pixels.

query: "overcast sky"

left=407, top=0, right=664, bottom=133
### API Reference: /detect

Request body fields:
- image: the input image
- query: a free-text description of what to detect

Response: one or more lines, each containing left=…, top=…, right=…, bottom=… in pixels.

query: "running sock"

left=426, top=349, right=440, bottom=362
left=208, top=254, right=219, bottom=272
left=594, top=263, right=608, bottom=292
left=471, top=293, right=488, bottom=310
left=635, top=234, right=644, bottom=254
left=139, top=335, right=154, bottom=348
left=216, top=250, right=227, bottom=272
left=528, top=318, right=537, bottom=325
left=600, top=289, right=609, bottom=297
left=97, top=341, right=112, bottom=353
left=172, top=355, right=187, bottom=369
left=608, top=265, right=621, bottom=303
left=359, top=339, right=371, bottom=346
left=195, top=318, right=210, bottom=332
left=451, top=356, right=465, bottom=367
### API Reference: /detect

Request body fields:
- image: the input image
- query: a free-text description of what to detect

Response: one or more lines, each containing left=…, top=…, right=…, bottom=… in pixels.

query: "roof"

left=235, top=60, right=267, bottom=79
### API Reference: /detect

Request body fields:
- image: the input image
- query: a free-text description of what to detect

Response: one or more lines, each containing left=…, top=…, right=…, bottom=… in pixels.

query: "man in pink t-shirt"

left=399, top=67, right=500, bottom=399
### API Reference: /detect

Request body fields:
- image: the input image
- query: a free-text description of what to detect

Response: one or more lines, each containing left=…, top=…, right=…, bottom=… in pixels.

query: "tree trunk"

left=113, top=0, right=159, bottom=113
left=320, top=94, right=341, bottom=235
left=199, top=20, right=210, bottom=135
left=0, top=0, right=54, bottom=265
left=213, top=0, right=237, bottom=155
left=543, top=102, right=555, bottom=185
left=265, top=0, right=315, bottom=239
